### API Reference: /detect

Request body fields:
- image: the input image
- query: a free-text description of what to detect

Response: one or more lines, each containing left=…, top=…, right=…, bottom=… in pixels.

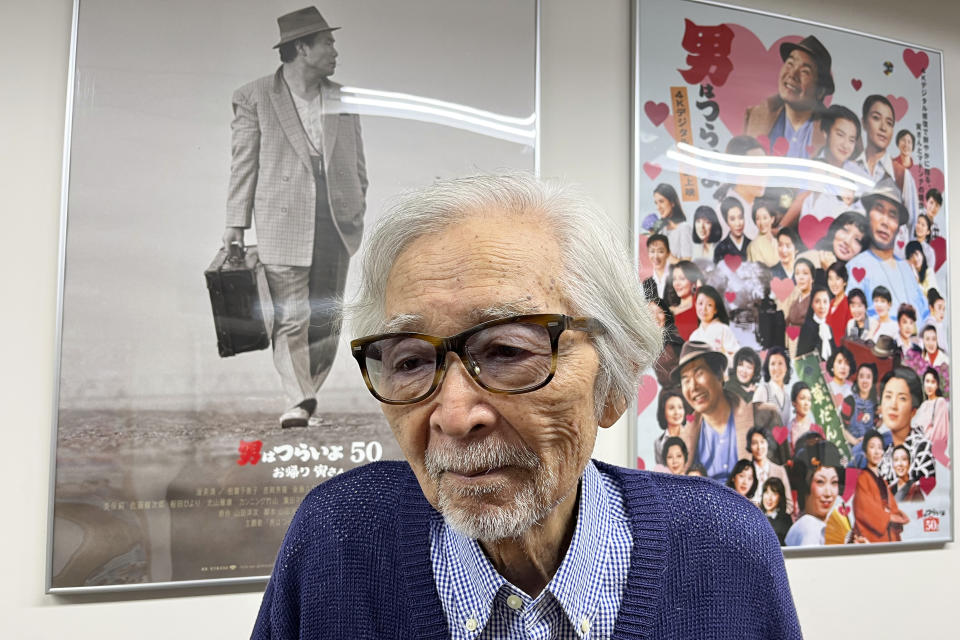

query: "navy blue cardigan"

left=252, top=461, right=802, bottom=639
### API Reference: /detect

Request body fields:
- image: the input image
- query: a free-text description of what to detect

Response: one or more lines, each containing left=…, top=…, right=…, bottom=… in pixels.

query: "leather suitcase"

left=205, top=244, right=271, bottom=357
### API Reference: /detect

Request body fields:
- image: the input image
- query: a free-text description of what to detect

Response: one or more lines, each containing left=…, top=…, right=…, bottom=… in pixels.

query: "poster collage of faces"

left=634, top=0, right=951, bottom=547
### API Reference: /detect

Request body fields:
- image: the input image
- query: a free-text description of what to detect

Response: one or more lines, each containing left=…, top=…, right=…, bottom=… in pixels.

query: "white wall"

left=2, top=0, right=956, bottom=637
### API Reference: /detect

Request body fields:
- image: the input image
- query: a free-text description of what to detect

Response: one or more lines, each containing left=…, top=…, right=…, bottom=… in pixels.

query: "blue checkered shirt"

left=429, top=461, right=633, bottom=639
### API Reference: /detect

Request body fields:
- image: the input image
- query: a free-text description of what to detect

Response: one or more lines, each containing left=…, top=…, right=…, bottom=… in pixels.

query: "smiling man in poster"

left=251, top=173, right=802, bottom=638
left=743, top=35, right=835, bottom=159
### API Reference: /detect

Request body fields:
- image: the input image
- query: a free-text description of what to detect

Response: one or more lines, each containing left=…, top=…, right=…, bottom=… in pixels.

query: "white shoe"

left=279, top=407, right=309, bottom=428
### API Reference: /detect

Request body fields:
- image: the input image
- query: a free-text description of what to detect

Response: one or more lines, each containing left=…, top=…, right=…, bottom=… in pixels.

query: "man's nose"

left=429, top=353, right=497, bottom=438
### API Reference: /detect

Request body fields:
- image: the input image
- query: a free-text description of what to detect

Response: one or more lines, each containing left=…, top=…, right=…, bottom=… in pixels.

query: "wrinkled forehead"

left=382, top=211, right=567, bottom=332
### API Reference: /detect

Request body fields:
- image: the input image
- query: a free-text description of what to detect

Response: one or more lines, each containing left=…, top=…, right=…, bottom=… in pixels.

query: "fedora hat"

left=670, top=341, right=728, bottom=385
left=862, top=177, right=910, bottom=226
left=780, top=35, right=834, bottom=97
left=871, top=334, right=899, bottom=359
left=273, top=6, right=339, bottom=49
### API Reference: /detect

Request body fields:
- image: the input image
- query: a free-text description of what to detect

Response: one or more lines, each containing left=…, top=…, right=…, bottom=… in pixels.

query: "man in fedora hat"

left=845, top=178, right=929, bottom=321
left=743, top=35, right=835, bottom=159
left=223, top=6, right=367, bottom=428
left=673, top=341, right=784, bottom=481
left=853, top=94, right=919, bottom=258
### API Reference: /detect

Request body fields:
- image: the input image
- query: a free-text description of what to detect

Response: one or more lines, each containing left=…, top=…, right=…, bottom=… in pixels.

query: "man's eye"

left=391, top=355, right=430, bottom=373
left=483, top=343, right=530, bottom=360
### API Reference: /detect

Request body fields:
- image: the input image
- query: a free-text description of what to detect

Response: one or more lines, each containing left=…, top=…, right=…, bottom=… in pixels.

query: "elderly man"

left=251, top=174, right=801, bottom=638
left=845, top=178, right=929, bottom=320
left=744, top=35, right=834, bottom=158
left=675, top=342, right=786, bottom=480
left=224, top=7, right=367, bottom=428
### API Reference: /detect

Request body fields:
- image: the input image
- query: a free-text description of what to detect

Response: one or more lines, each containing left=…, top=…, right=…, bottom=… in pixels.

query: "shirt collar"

left=440, top=460, right=614, bottom=635
left=855, top=149, right=895, bottom=178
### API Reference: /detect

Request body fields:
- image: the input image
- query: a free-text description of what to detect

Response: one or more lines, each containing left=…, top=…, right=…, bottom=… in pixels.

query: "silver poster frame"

left=47, top=0, right=541, bottom=594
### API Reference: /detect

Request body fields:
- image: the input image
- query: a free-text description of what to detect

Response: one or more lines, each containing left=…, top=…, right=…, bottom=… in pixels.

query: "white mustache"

left=424, top=438, right=540, bottom=479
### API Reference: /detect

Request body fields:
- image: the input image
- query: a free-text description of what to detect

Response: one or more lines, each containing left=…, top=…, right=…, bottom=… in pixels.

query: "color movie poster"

left=633, top=0, right=951, bottom=549
left=50, top=0, right=536, bottom=591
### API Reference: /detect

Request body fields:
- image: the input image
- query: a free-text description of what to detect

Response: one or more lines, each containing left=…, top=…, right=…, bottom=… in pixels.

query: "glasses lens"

left=365, top=336, right=438, bottom=402
left=465, top=322, right=553, bottom=392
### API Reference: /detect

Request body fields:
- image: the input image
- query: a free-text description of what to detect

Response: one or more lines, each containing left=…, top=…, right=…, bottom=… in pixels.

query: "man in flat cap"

left=252, top=173, right=801, bottom=638
left=853, top=94, right=919, bottom=257
left=223, top=7, right=367, bottom=428
left=674, top=341, right=786, bottom=480
left=744, top=35, right=835, bottom=159
left=845, top=178, right=929, bottom=320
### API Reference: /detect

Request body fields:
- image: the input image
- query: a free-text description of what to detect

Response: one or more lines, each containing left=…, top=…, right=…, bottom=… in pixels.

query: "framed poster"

left=632, top=0, right=951, bottom=550
left=49, top=0, right=538, bottom=592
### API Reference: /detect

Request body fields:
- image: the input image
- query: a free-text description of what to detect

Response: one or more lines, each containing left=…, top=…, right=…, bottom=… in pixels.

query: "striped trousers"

left=263, top=156, right=350, bottom=409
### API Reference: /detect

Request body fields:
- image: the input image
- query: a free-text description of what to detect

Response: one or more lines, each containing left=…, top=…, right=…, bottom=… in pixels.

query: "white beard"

left=424, top=438, right=559, bottom=541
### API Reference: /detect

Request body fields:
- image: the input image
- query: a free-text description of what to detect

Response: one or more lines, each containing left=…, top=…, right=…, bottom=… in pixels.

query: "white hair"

left=348, top=172, right=662, bottom=410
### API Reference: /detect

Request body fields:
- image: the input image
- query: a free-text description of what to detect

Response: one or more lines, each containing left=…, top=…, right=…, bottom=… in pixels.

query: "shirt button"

left=580, top=617, right=591, bottom=634
left=506, top=595, right=523, bottom=610
left=465, top=618, right=478, bottom=632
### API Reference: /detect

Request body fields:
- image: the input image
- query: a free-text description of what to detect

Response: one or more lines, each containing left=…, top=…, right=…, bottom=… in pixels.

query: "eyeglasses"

left=350, top=314, right=603, bottom=405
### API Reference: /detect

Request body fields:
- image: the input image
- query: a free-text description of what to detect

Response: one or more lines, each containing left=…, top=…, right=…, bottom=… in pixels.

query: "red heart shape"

left=838, top=504, right=851, bottom=517
left=636, top=374, right=658, bottom=414
left=637, top=235, right=652, bottom=280
left=798, top=215, right=834, bottom=249
left=926, top=167, right=945, bottom=193
left=723, top=254, right=742, bottom=271
left=643, top=162, right=661, bottom=180
left=786, top=326, right=800, bottom=340
left=897, top=240, right=905, bottom=249
left=851, top=78, right=863, bottom=91
left=886, top=94, right=909, bottom=121
left=772, top=426, right=788, bottom=445
left=843, top=468, right=860, bottom=502
left=903, top=48, right=930, bottom=78
left=930, top=236, right=946, bottom=272
left=756, top=134, right=771, bottom=154
left=724, top=291, right=736, bottom=303
left=918, top=476, right=937, bottom=495
left=686, top=413, right=695, bottom=423
left=772, top=137, right=789, bottom=156
left=851, top=267, right=866, bottom=283
left=644, top=101, right=669, bottom=127
left=841, top=401, right=852, bottom=418
left=771, top=277, right=794, bottom=302
left=636, top=457, right=646, bottom=471
left=917, top=509, right=924, bottom=519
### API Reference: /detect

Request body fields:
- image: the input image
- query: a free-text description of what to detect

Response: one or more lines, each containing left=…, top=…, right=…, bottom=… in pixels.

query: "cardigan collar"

left=395, top=461, right=670, bottom=639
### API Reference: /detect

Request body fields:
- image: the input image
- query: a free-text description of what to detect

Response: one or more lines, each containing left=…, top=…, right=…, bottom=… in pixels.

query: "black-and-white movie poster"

left=51, top=0, right=537, bottom=591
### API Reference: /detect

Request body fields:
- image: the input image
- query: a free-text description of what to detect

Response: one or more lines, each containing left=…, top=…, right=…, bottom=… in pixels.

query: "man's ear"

left=599, top=393, right=628, bottom=429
